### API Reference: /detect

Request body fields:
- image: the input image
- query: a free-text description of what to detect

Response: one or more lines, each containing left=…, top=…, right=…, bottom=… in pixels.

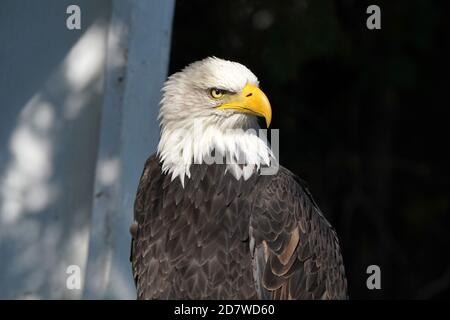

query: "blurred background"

left=0, top=0, right=449, bottom=299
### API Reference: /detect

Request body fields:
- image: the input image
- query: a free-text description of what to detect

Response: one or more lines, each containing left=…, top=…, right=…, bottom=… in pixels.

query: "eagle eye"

left=209, top=88, right=226, bottom=99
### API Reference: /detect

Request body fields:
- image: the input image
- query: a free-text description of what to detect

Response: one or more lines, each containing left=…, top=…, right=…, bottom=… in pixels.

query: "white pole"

left=83, top=0, right=175, bottom=299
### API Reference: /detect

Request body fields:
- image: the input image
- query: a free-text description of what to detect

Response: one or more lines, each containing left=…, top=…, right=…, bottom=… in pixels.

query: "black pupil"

left=214, top=89, right=221, bottom=95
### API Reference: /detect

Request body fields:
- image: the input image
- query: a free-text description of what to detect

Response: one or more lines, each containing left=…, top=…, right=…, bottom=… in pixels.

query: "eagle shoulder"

left=130, top=154, right=163, bottom=292
left=250, top=166, right=348, bottom=299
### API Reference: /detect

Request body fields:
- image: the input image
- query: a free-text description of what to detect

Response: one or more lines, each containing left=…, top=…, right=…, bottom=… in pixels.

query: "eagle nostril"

left=246, top=93, right=253, bottom=97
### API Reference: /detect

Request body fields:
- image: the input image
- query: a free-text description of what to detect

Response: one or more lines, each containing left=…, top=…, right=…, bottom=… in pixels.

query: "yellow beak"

left=216, top=83, right=272, bottom=127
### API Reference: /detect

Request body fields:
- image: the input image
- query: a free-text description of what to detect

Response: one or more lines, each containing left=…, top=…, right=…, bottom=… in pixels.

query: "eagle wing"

left=250, top=167, right=348, bottom=299
left=130, top=155, right=167, bottom=298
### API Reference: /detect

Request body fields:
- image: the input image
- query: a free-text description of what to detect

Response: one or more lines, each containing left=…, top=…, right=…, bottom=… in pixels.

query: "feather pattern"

left=250, top=167, right=348, bottom=299
left=131, top=155, right=347, bottom=299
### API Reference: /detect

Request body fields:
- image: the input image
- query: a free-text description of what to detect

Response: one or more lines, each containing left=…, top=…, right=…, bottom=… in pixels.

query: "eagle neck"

left=157, top=119, right=273, bottom=187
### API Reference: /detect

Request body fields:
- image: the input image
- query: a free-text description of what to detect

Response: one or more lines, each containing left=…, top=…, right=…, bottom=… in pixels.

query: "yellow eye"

left=210, top=88, right=225, bottom=99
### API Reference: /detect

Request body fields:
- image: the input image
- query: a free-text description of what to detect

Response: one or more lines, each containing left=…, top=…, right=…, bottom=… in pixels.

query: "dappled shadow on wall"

left=0, top=7, right=134, bottom=298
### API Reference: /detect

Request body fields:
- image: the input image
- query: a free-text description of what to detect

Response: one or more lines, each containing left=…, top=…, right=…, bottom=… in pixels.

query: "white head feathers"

left=157, top=57, right=274, bottom=186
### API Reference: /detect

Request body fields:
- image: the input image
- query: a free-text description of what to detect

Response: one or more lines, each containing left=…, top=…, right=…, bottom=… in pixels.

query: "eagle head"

left=157, top=57, right=274, bottom=185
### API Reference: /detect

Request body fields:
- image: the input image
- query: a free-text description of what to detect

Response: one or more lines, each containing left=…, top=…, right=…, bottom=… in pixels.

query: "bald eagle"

left=130, top=57, right=347, bottom=300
